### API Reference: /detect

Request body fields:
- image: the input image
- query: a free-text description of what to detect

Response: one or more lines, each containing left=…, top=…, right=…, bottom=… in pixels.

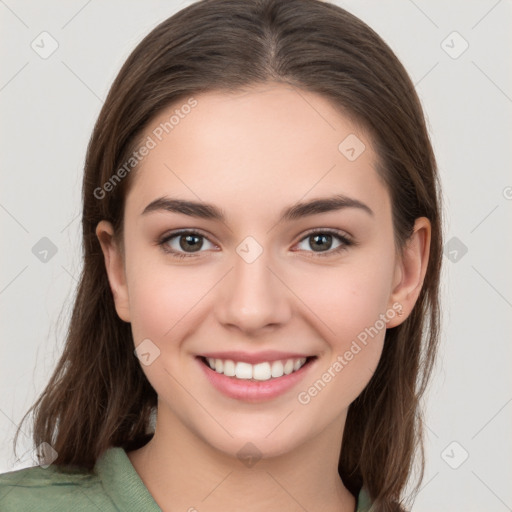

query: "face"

left=97, top=82, right=429, bottom=460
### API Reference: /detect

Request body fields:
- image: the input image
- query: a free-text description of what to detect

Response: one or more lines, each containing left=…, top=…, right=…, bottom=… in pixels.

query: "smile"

left=196, top=353, right=317, bottom=402
left=204, top=357, right=309, bottom=381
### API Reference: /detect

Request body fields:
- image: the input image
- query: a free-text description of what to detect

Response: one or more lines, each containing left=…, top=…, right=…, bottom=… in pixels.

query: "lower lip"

left=197, top=357, right=316, bottom=402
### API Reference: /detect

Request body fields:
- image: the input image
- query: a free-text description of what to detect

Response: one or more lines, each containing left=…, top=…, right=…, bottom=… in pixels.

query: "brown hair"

left=14, top=1, right=442, bottom=510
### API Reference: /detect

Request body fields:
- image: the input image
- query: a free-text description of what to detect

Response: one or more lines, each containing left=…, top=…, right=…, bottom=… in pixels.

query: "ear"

left=95, top=220, right=131, bottom=323
left=386, top=217, right=431, bottom=328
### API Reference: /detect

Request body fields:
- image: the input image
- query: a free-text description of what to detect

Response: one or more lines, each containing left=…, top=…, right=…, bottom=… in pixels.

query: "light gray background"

left=1, top=1, right=511, bottom=510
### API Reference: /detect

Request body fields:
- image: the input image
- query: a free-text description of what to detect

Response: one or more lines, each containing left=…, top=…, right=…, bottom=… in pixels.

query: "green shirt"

left=0, top=447, right=372, bottom=511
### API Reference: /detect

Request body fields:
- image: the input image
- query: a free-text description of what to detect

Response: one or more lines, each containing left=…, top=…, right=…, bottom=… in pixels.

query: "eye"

left=158, top=230, right=217, bottom=259
left=157, top=228, right=354, bottom=260
left=294, top=229, right=353, bottom=257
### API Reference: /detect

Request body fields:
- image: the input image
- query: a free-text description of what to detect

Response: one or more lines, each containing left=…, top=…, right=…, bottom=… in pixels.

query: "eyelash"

left=157, top=228, right=355, bottom=260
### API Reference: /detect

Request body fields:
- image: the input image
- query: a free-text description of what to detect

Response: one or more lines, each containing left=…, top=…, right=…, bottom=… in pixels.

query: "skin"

left=96, top=82, right=431, bottom=512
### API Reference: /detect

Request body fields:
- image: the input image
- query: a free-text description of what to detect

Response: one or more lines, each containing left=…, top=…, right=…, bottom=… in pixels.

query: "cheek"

left=123, top=230, right=212, bottom=342
left=127, top=266, right=208, bottom=343
left=297, top=257, right=394, bottom=342
left=296, top=274, right=388, bottom=415
left=292, top=255, right=394, bottom=399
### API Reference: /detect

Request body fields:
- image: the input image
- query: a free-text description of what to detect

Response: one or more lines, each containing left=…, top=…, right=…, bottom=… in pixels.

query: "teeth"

left=271, top=360, right=284, bottom=378
left=283, top=359, right=294, bottom=375
left=235, top=362, right=252, bottom=379
left=253, top=362, right=271, bottom=381
left=205, top=357, right=308, bottom=381
left=223, top=359, right=236, bottom=377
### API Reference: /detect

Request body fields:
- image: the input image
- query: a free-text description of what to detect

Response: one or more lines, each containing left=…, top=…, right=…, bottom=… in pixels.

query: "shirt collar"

left=95, top=447, right=161, bottom=511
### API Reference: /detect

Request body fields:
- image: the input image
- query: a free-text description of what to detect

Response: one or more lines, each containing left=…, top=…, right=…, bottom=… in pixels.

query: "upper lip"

left=199, top=351, right=314, bottom=365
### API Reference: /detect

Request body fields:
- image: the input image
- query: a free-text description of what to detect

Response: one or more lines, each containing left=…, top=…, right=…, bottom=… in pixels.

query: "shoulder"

left=0, top=461, right=112, bottom=511
left=0, top=446, right=160, bottom=512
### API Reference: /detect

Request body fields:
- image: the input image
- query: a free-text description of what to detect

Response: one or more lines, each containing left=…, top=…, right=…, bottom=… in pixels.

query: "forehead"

left=125, top=83, right=388, bottom=221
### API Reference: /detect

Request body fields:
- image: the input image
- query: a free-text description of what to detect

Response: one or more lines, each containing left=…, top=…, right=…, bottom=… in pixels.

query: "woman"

left=0, top=1, right=442, bottom=510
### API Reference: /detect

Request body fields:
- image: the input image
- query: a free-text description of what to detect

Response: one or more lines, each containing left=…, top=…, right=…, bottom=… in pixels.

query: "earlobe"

left=95, top=220, right=131, bottom=323
left=386, top=217, right=431, bottom=328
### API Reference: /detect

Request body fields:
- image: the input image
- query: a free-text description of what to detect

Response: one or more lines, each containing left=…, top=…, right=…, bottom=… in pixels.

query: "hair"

left=14, top=1, right=443, bottom=510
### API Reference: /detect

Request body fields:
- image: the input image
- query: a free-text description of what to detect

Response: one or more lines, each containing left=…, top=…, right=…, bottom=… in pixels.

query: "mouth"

left=195, top=353, right=318, bottom=402
left=198, top=355, right=315, bottom=381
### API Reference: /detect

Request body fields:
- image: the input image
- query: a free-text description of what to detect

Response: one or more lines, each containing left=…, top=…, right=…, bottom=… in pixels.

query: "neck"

left=128, top=404, right=356, bottom=512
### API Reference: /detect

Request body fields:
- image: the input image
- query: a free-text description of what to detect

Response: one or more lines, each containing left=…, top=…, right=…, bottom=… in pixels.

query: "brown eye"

left=178, top=233, right=204, bottom=252
left=309, top=233, right=334, bottom=252
left=159, top=230, right=216, bottom=258
left=295, top=229, right=353, bottom=257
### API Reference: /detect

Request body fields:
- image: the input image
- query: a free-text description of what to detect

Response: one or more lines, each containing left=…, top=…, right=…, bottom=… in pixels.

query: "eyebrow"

left=141, top=194, right=374, bottom=222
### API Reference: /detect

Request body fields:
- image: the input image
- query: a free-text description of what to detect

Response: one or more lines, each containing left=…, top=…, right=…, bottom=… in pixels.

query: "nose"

left=215, top=245, right=292, bottom=334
